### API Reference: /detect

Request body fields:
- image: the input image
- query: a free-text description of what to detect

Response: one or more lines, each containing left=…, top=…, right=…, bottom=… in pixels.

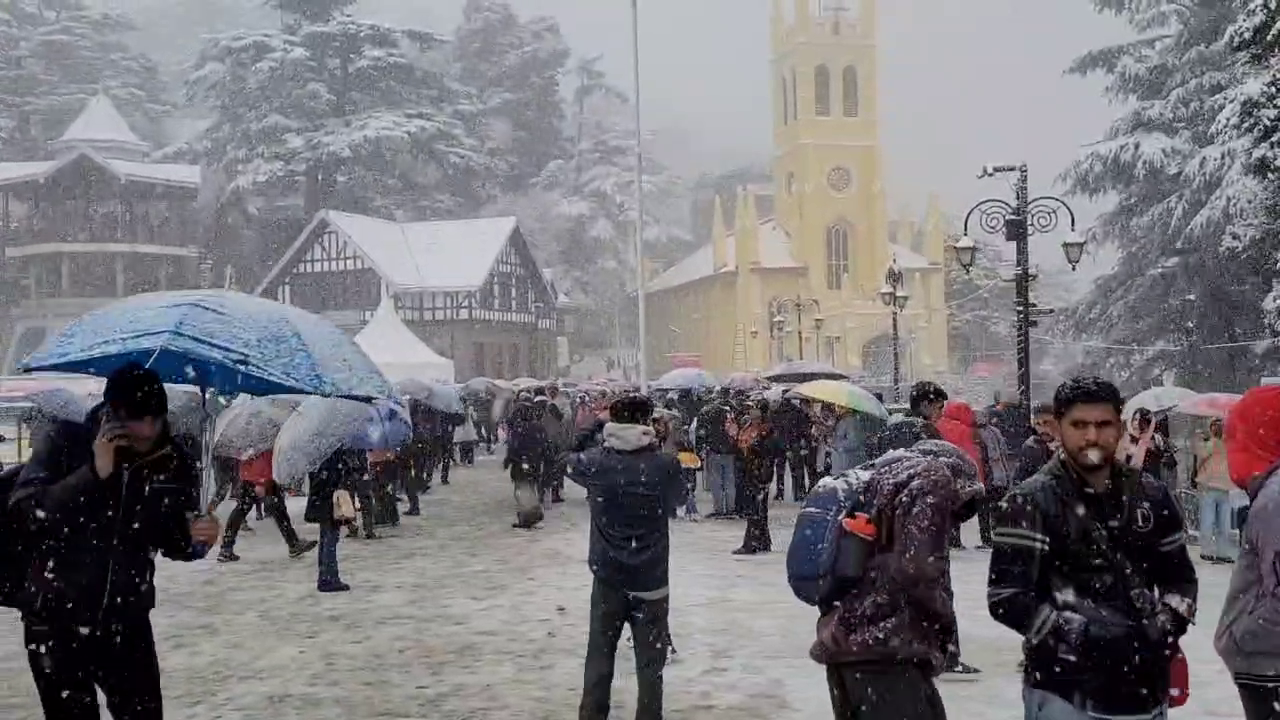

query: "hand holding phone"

left=93, top=414, right=130, bottom=479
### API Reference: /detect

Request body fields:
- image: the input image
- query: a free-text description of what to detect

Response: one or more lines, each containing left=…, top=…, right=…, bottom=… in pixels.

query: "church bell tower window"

left=814, top=64, right=831, bottom=117
left=842, top=65, right=859, bottom=117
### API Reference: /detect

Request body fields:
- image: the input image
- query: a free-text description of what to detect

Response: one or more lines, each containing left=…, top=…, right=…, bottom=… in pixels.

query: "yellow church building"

left=643, top=0, right=949, bottom=385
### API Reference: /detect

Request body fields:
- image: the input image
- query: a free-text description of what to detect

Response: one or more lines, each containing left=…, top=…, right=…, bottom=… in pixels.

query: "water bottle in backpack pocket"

left=786, top=469, right=878, bottom=607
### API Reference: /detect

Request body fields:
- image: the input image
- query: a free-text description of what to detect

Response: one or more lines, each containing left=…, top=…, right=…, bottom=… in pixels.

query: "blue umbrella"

left=652, top=367, right=716, bottom=390
left=21, top=290, right=391, bottom=400
left=273, top=397, right=411, bottom=486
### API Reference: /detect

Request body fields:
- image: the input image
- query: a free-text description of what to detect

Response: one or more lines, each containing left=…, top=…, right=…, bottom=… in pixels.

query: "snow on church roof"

left=52, top=92, right=150, bottom=154
left=259, top=210, right=522, bottom=294
left=646, top=218, right=804, bottom=293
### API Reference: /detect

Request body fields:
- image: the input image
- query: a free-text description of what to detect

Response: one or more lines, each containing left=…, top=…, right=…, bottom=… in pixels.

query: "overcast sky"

left=371, top=0, right=1130, bottom=226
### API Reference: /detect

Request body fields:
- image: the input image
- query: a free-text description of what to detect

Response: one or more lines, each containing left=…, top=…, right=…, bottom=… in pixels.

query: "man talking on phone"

left=9, top=362, right=220, bottom=719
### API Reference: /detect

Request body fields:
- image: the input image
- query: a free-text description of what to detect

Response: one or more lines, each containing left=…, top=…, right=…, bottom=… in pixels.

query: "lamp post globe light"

left=955, top=163, right=1081, bottom=424
left=768, top=296, right=822, bottom=361
left=879, top=262, right=909, bottom=401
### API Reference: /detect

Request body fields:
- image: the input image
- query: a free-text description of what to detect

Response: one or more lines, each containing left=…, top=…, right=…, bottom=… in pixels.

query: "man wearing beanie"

left=1216, top=385, right=1280, bottom=720
left=9, top=361, right=220, bottom=719
left=568, top=393, right=683, bottom=720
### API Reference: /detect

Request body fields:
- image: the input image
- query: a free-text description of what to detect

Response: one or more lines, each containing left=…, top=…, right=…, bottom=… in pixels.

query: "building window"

left=790, top=68, right=798, bottom=120
left=825, top=223, right=849, bottom=290
left=781, top=75, right=789, bottom=125
left=814, top=64, right=831, bottom=117
left=842, top=65, right=859, bottom=117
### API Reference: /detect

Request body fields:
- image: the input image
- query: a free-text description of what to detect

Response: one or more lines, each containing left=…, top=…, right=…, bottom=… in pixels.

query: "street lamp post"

left=954, top=163, right=1085, bottom=423
left=630, top=0, right=648, bottom=391
left=768, top=296, right=823, bottom=361
left=877, top=263, right=910, bottom=402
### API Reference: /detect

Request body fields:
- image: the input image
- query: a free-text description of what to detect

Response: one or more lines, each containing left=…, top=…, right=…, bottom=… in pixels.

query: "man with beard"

left=989, top=376, right=1197, bottom=720
left=9, top=363, right=221, bottom=718
left=569, top=394, right=683, bottom=720
left=1013, top=402, right=1057, bottom=485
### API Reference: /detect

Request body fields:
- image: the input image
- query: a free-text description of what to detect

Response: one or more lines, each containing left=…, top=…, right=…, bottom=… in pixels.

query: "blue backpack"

left=786, top=468, right=878, bottom=608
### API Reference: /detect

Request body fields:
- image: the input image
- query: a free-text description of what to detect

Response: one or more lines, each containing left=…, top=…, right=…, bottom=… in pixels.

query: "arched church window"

left=781, top=75, right=789, bottom=125
left=814, top=65, right=831, bottom=117
left=842, top=65, right=859, bottom=117
left=791, top=68, right=798, bottom=120
left=825, top=223, right=849, bottom=290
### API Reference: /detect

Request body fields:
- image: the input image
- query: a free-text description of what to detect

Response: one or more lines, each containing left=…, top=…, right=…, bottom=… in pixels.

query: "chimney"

left=711, top=194, right=729, bottom=271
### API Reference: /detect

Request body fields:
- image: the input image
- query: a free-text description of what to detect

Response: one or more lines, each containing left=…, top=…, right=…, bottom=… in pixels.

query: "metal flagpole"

left=631, top=0, right=649, bottom=392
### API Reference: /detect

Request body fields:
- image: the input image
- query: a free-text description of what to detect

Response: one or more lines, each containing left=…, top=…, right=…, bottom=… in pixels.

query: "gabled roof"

left=50, top=92, right=151, bottom=157
left=646, top=218, right=804, bottom=293
left=258, top=209, right=524, bottom=295
left=0, top=148, right=200, bottom=189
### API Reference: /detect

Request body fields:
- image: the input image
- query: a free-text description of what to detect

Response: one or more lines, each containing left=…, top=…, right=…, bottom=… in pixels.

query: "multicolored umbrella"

left=1174, top=392, right=1241, bottom=419
left=786, top=379, right=888, bottom=419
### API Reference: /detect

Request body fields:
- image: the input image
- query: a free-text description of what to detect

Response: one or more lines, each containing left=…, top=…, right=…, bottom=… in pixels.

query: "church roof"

left=646, top=218, right=941, bottom=294
left=51, top=92, right=151, bottom=155
left=646, top=218, right=804, bottom=293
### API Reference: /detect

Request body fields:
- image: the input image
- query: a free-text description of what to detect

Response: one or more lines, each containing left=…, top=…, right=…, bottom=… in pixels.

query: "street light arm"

left=962, top=198, right=1016, bottom=237
left=1026, top=195, right=1077, bottom=235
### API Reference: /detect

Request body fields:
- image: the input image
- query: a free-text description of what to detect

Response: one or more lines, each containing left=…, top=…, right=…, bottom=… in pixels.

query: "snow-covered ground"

left=0, top=456, right=1247, bottom=719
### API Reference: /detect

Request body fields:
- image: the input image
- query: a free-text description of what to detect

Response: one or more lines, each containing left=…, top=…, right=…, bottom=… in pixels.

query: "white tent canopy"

left=355, top=298, right=455, bottom=383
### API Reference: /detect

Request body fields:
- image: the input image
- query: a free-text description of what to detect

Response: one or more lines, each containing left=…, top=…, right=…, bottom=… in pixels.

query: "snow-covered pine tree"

left=1061, top=0, right=1273, bottom=390
left=453, top=0, right=571, bottom=190
left=186, top=11, right=490, bottom=220
left=1222, top=0, right=1280, bottom=357
left=945, top=232, right=1014, bottom=371
left=0, top=0, right=171, bottom=159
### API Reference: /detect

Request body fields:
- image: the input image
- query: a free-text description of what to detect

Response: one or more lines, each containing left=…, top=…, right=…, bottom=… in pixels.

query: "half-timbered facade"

left=256, top=210, right=561, bottom=380
left=0, top=93, right=204, bottom=373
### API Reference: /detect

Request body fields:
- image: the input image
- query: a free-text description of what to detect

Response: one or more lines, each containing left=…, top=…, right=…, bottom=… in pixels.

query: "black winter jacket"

left=568, top=422, right=683, bottom=595
left=10, top=406, right=203, bottom=625
left=304, top=449, right=364, bottom=525
left=1013, top=436, right=1054, bottom=485
left=694, top=403, right=736, bottom=455
left=988, top=455, right=1198, bottom=716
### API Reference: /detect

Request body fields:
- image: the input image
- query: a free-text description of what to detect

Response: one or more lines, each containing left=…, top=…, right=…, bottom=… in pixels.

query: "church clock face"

left=827, top=166, right=852, bottom=193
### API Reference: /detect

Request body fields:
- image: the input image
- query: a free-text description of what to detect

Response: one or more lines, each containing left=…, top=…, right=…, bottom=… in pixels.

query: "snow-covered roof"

left=49, top=92, right=151, bottom=159
left=354, top=298, right=455, bottom=383
left=646, top=218, right=804, bottom=293
left=890, top=244, right=939, bottom=270
left=263, top=210, right=521, bottom=294
left=0, top=150, right=200, bottom=190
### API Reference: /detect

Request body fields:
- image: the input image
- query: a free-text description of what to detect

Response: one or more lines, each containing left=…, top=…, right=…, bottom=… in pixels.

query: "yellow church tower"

left=642, top=0, right=949, bottom=387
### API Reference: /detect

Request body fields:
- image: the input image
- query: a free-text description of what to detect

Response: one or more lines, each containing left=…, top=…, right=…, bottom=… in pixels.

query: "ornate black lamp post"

left=768, top=296, right=823, bottom=361
left=877, top=262, right=910, bottom=401
left=954, top=163, right=1085, bottom=423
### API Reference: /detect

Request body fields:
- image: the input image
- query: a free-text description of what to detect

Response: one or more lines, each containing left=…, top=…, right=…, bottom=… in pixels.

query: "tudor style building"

left=0, top=92, right=205, bottom=373
left=256, top=209, right=562, bottom=379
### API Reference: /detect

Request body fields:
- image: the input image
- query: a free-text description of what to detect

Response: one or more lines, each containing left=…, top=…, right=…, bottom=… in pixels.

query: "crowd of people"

left=0, top=363, right=1276, bottom=720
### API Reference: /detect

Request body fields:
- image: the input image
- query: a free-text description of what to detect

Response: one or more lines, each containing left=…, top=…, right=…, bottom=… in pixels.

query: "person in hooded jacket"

left=304, top=447, right=364, bottom=593
left=973, top=407, right=1014, bottom=549
left=873, top=381, right=945, bottom=457
left=569, top=394, right=683, bottom=720
left=936, top=401, right=985, bottom=552
left=811, top=439, right=983, bottom=720
left=9, top=363, right=221, bottom=719
left=506, top=392, right=548, bottom=528
left=988, top=377, right=1197, bottom=720
left=1215, top=386, right=1280, bottom=720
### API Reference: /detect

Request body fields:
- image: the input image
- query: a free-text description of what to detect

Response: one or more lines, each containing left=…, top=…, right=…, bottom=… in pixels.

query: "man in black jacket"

left=988, top=376, right=1197, bottom=719
left=569, top=394, right=683, bottom=720
left=1012, top=402, right=1056, bottom=486
left=9, top=363, right=220, bottom=719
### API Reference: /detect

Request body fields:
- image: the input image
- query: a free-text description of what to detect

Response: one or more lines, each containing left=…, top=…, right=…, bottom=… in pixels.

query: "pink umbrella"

left=725, top=372, right=765, bottom=390
left=1174, top=392, right=1242, bottom=418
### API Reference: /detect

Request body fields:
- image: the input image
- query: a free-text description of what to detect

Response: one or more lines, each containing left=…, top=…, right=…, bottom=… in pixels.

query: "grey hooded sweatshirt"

left=1215, top=468, right=1280, bottom=687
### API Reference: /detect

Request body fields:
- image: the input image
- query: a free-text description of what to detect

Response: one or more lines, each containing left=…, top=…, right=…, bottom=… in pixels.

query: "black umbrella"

left=761, top=360, right=848, bottom=385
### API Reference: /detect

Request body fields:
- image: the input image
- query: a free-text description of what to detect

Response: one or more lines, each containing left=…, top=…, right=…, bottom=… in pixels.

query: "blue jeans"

left=1023, top=688, right=1167, bottom=719
left=1199, top=489, right=1236, bottom=559
left=705, top=454, right=736, bottom=515
left=318, top=521, right=341, bottom=584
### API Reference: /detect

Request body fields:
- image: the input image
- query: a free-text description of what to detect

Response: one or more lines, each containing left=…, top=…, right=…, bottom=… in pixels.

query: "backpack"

left=786, top=468, right=878, bottom=607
